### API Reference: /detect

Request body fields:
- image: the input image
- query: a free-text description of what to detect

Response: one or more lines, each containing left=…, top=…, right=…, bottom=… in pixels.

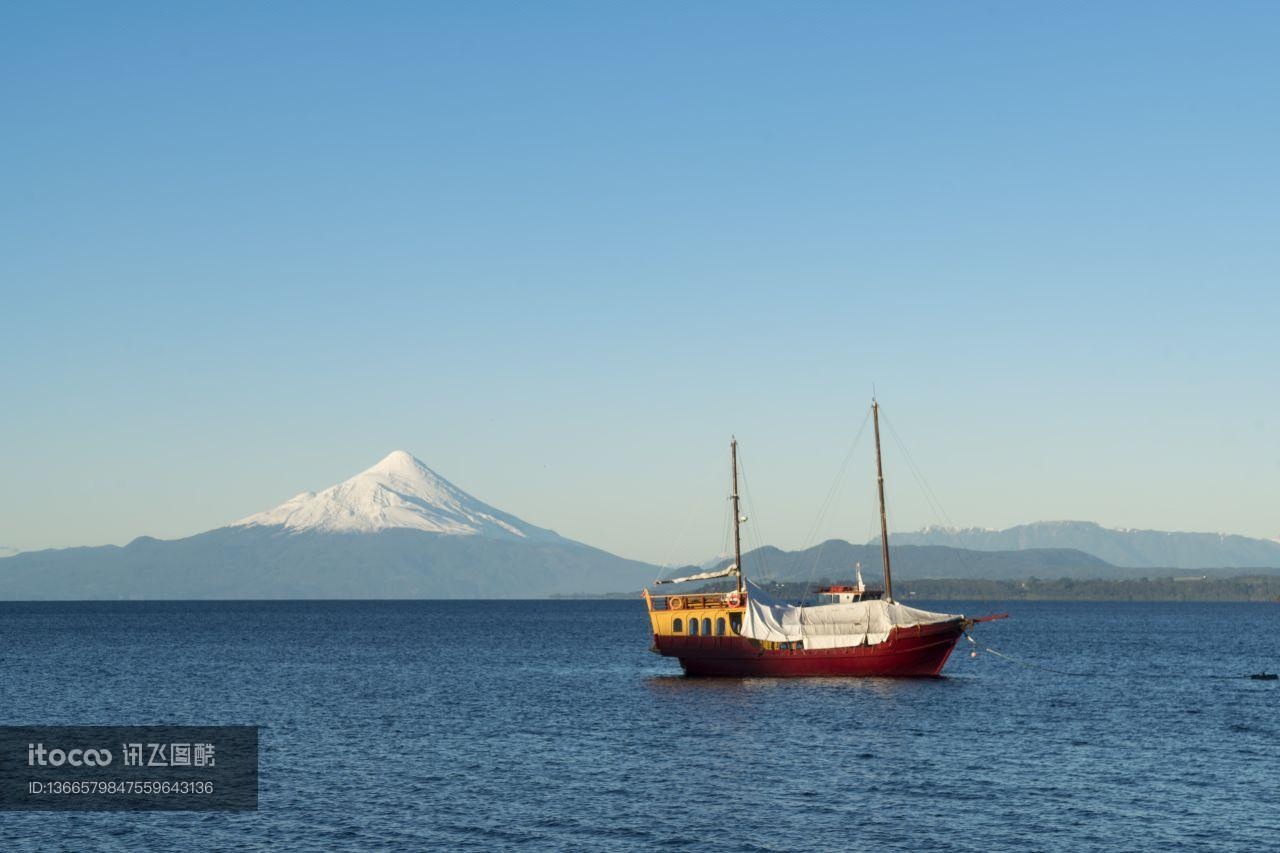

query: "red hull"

left=653, top=619, right=965, bottom=677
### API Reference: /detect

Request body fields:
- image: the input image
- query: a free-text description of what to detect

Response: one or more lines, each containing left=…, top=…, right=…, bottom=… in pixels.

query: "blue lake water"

left=0, top=599, right=1276, bottom=851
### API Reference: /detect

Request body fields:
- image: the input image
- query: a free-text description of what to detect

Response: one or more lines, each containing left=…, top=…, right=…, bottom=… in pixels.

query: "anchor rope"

left=963, top=633, right=1269, bottom=681
left=963, top=633, right=1095, bottom=677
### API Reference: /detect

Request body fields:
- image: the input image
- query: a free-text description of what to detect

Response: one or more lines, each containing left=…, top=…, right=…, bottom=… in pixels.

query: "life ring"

left=668, top=596, right=684, bottom=610
left=725, top=591, right=742, bottom=607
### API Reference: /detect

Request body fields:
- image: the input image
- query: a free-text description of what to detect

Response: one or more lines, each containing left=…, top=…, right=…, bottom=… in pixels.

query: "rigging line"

left=736, top=453, right=772, bottom=584
left=707, top=454, right=738, bottom=582
left=800, top=409, right=874, bottom=598
left=801, top=409, right=873, bottom=551
left=880, top=412, right=952, bottom=527
left=881, top=412, right=963, bottom=537
left=809, top=466, right=884, bottom=603
left=851, top=476, right=880, bottom=598
left=656, top=473, right=715, bottom=581
left=964, top=634, right=1258, bottom=680
left=867, top=469, right=881, bottom=544
left=719, top=490, right=734, bottom=571
left=882, top=499, right=897, bottom=594
left=880, top=411, right=985, bottom=591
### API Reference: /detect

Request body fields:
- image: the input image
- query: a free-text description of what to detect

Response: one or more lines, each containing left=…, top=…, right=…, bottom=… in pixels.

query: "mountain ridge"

left=689, top=540, right=1116, bottom=583
left=5, top=451, right=1280, bottom=598
left=886, top=520, right=1280, bottom=569
left=687, top=539, right=1280, bottom=585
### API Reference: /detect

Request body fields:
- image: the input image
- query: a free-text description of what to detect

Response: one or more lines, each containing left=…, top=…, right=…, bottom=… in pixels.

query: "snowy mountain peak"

left=371, top=449, right=422, bottom=475
left=232, top=451, right=562, bottom=541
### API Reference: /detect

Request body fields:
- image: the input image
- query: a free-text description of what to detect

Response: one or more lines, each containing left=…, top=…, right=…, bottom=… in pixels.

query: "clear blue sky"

left=3, top=2, right=1277, bottom=563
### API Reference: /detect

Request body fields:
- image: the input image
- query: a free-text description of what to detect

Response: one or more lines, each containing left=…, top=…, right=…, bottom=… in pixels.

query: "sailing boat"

left=643, top=399, right=995, bottom=677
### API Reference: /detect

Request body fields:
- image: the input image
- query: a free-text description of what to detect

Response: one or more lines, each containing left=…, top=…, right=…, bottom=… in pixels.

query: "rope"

left=720, top=490, right=733, bottom=573
left=801, top=408, right=872, bottom=551
left=656, top=493, right=705, bottom=582
left=963, top=634, right=1095, bottom=677
left=964, top=633, right=1268, bottom=681
left=800, top=408, right=877, bottom=606
left=880, top=410, right=984, bottom=584
left=655, top=464, right=728, bottom=583
left=800, top=408, right=873, bottom=598
left=736, top=453, right=772, bottom=584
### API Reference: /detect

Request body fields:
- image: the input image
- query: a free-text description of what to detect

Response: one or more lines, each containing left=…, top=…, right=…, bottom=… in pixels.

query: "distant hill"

left=687, top=539, right=1117, bottom=583
left=683, top=539, right=1280, bottom=587
left=898, top=575, right=1280, bottom=602
left=886, top=521, right=1280, bottom=569
left=0, top=451, right=655, bottom=599
left=0, top=527, right=654, bottom=599
left=748, top=575, right=1280, bottom=603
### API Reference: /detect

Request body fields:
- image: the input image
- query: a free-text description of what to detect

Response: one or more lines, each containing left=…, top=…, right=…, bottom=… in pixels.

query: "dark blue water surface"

left=0, top=600, right=1276, bottom=851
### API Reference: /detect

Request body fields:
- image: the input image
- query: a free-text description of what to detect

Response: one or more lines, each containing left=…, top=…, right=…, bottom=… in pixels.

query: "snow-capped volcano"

left=0, top=450, right=655, bottom=598
left=233, top=450, right=561, bottom=541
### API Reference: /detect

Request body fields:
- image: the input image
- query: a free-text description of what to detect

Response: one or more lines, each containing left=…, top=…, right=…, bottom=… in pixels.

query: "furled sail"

left=738, top=580, right=961, bottom=649
left=654, top=565, right=737, bottom=585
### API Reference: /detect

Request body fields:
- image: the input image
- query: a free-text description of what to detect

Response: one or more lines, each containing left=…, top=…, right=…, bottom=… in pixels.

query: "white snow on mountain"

left=233, top=450, right=563, bottom=541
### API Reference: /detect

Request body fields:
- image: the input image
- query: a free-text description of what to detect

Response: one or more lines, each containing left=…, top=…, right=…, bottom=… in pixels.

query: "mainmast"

left=731, top=437, right=744, bottom=595
left=872, top=399, right=894, bottom=602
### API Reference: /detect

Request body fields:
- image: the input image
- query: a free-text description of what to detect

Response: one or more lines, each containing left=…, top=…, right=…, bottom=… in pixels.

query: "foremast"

left=655, top=438, right=747, bottom=590
left=872, top=399, right=894, bottom=602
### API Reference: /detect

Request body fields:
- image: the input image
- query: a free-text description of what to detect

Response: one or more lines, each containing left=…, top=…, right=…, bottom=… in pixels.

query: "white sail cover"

left=654, top=566, right=736, bottom=585
left=739, top=581, right=962, bottom=649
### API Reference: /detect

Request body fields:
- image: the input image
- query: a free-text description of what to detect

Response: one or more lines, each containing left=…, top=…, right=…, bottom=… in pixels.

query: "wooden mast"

left=731, top=437, right=744, bottom=595
left=872, top=399, right=894, bottom=601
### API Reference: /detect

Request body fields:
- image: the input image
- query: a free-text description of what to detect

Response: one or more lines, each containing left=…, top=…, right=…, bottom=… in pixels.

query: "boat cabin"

left=643, top=590, right=744, bottom=639
left=815, top=562, right=881, bottom=604
left=815, top=585, right=883, bottom=604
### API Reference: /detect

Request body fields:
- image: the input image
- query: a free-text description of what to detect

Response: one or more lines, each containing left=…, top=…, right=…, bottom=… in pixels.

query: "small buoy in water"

left=970, top=651, right=978, bottom=659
